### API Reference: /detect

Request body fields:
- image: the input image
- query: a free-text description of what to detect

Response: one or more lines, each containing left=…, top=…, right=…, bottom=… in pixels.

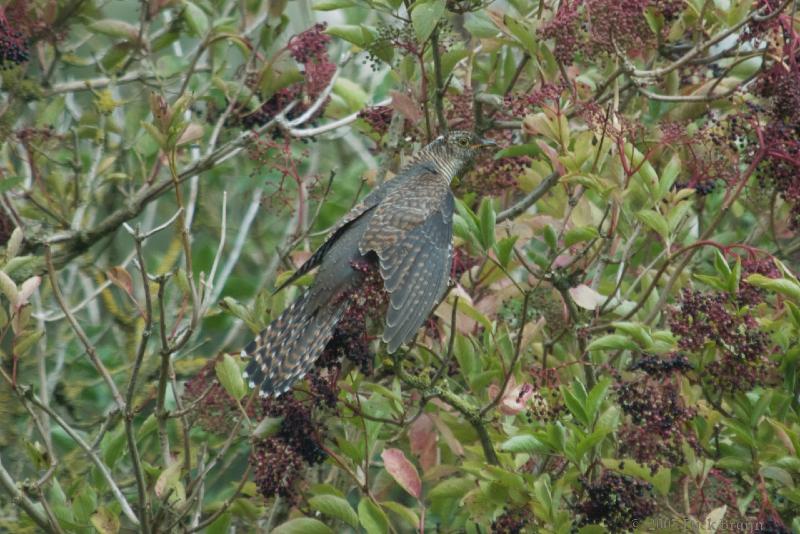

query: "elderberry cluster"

left=627, top=353, right=691, bottom=376
left=738, top=256, right=781, bottom=306
left=446, top=91, right=530, bottom=196
left=615, top=358, right=697, bottom=473
left=0, top=9, right=29, bottom=69
left=315, top=260, right=388, bottom=375
left=364, top=22, right=418, bottom=70
left=490, top=506, right=534, bottom=533
left=251, top=396, right=326, bottom=501
left=358, top=105, right=395, bottom=136
left=182, top=357, right=261, bottom=435
left=752, top=62, right=800, bottom=227
left=287, top=23, right=330, bottom=64
left=538, top=0, right=684, bottom=64
left=669, top=289, right=774, bottom=393
left=237, top=24, right=335, bottom=130
left=574, top=471, right=656, bottom=532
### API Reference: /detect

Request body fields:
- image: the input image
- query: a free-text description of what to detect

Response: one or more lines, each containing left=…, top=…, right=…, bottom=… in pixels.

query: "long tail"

left=242, top=292, right=346, bottom=397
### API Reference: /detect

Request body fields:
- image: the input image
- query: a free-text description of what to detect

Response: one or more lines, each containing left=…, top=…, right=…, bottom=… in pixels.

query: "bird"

left=242, top=130, right=493, bottom=397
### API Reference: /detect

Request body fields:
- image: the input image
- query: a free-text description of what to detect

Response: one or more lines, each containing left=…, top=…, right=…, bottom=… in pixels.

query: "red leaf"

left=409, top=414, right=438, bottom=472
left=107, top=266, right=134, bottom=296
left=390, top=91, right=422, bottom=123
left=381, top=448, right=422, bottom=499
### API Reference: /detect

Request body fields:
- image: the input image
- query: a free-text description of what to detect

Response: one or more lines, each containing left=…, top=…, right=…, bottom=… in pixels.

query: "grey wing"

left=274, top=207, right=374, bottom=293
left=274, top=175, right=408, bottom=293
left=378, top=193, right=454, bottom=353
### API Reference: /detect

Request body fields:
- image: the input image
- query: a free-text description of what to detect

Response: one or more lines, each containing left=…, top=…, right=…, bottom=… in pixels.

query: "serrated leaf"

left=309, top=495, right=358, bottom=528
left=272, top=517, right=333, bottom=534
left=358, top=498, right=389, bottom=534
left=411, top=0, right=445, bottom=42
left=215, top=354, right=245, bottom=400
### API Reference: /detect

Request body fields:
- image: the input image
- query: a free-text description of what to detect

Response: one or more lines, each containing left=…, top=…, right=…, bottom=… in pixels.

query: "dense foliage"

left=1, top=0, right=799, bottom=532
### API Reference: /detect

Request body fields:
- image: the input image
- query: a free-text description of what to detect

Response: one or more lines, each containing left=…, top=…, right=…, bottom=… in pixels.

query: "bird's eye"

left=457, top=137, right=469, bottom=147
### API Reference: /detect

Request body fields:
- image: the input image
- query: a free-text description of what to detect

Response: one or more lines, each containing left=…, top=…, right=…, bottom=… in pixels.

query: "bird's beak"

left=474, top=138, right=497, bottom=150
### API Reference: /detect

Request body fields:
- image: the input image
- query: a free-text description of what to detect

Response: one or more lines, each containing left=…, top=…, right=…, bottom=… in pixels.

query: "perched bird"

left=243, top=130, right=492, bottom=397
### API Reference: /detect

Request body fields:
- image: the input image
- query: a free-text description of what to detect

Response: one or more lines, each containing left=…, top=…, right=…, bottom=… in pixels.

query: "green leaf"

left=494, top=143, right=542, bottom=159
left=745, top=274, right=800, bottom=302
left=611, top=321, right=654, bottom=348
left=333, top=78, right=368, bottom=112
left=562, top=386, right=589, bottom=425
left=358, top=498, right=389, bottom=534
left=543, top=224, right=558, bottom=253
left=313, top=0, right=356, bottom=9
left=309, top=495, right=359, bottom=528
left=215, top=354, right=246, bottom=400
left=411, top=0, right=446, bottom=42
left=326, top=25, right=373, bottom=48
left=636, top=209, right=669, bottom=241
left=658, top=154, right=681, bottom=200
left=500, top=434, right=549, bottom=453
left=0, top=176, right=23, bottom=194
left=428, top=477, right=474, bottom=500
left=89, top=19, right=139, bottom=40
left=72, top=486, right=97, bottom=523
left=477, top=198, right=496, bottom=250
left=272, top=518, right=333, bottom=534
left=575, top=429, right=610, bottom=460
left=183, top=2, right=210, bottom=37
left=90, top=507, right=120, bottom=534
left=503, top=16, right=537, bottom=54
left=585, top=334, right=638, bottom=352
left=713, top=248, right=732, bottom=277
left=564, top=226, right=600, bottom=247
left=494, top=235, right=518, bottom=268
left=585, top=378, right=612, bottom=420
left=380, top=501, right=420, bottom=529
left=101, top=425, right=126, bottom=468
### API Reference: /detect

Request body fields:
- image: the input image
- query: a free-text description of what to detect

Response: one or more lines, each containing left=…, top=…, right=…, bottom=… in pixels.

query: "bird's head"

left=420, top=130, right=496, bottom=182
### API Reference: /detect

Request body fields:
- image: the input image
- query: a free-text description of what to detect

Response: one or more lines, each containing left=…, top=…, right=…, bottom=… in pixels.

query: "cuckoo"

left=242, top=130, right=492, bottom=397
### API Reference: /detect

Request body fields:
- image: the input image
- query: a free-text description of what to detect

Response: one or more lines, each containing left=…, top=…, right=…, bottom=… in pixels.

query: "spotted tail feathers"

left=242, top=292, right=346, bottom=397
